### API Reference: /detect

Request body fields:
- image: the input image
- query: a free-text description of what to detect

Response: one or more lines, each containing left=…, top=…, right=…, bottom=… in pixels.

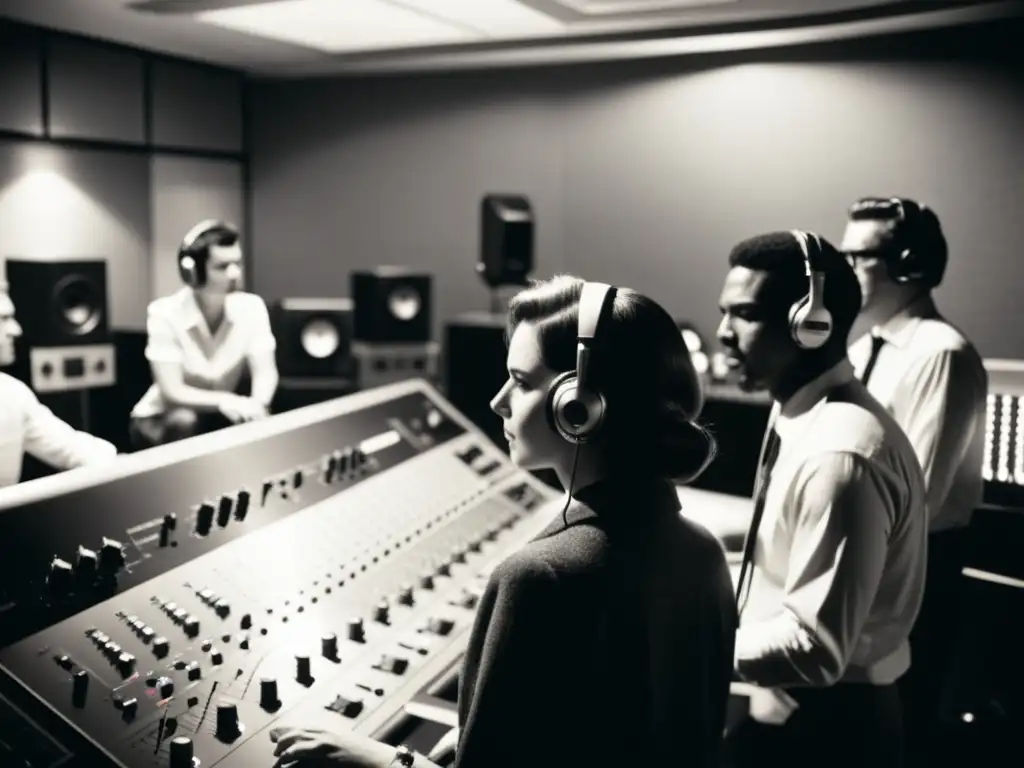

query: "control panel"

left=0, top=379, right=560, bottom=767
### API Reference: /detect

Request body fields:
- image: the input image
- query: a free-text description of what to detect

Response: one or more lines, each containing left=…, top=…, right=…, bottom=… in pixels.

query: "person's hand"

left=269, top=727, right=395, bottom=768
left=218, top=394, right=268, bottom=424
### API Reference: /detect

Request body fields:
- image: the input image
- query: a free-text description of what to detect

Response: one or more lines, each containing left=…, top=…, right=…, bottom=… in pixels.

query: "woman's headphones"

left=178, top=219, right=226, bottom=289
left=546, top=282, right=617, bottom=444
left=787, top=230, right=833, bottom=350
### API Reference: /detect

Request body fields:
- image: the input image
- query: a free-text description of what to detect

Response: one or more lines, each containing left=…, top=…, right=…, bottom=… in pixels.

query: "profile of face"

left=200, top=242, right=244, bottom=295
left=0, top=290, right=23, bottom=368
left=716, top=267, right=801, bottom=393
left=840, top=219, right=895, bottom=312
left=489, top=322, right=567, bottom=471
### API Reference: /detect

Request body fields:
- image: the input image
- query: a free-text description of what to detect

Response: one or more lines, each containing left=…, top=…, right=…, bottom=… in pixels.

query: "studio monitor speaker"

left=271, top=297, right=355, bottom=378
left=478, top=194, right=533, bottom=288
left=351, top=268, right=432, bottom=343
left=4, top=258, right=115, bottom=393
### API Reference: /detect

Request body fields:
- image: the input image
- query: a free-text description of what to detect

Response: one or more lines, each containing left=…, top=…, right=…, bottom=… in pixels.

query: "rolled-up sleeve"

left=145, top=305, right=182, bottom=363
left=735, top=451, right=893, bottom=687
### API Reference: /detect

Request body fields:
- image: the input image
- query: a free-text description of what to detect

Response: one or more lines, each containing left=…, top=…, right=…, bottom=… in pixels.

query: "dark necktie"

left=735, top=425, right=782, bottom=615
left=859, top=333, right=886, bottom=386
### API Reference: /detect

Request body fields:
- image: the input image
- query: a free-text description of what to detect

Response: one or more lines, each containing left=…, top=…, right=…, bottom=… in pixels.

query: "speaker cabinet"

left=351, top=268, right=432, bottom=343
left=352, top=341, right=439, bottom=391
left=444, top=312, right=508, bottom=449
left=271, top=297, right=354, bottom=378
left=478, top=194, right=533, bottom=288
left=4, top=258, right=115, bottom=392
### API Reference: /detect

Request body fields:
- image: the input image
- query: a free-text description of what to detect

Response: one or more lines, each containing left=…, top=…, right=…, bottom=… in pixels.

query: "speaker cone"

left=300, top=319, right=341, bottom=359
left=387, top=287, right=421, bottom=322
left=52, top=274, right=102, bottom=336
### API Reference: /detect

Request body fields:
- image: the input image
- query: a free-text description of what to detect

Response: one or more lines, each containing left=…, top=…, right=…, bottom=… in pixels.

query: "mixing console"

left=0, top=379, right=561, bottom=768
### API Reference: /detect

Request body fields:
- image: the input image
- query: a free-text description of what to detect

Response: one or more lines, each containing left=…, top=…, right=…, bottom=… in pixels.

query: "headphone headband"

left=547, top=281, right=616, bottom=444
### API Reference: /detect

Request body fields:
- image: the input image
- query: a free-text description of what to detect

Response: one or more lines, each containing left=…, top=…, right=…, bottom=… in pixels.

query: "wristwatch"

left=389, top=745, right=415, bottom=767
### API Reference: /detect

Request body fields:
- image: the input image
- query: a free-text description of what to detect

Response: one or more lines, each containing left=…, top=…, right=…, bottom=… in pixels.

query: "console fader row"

left=0, top=380, right=562, bottom=768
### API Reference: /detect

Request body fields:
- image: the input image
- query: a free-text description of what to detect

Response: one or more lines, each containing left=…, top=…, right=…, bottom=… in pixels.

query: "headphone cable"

left=561, top=444, right=582, bottom=528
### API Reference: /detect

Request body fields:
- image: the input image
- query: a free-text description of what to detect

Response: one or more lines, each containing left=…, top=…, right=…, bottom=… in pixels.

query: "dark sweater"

left=454, top=477, right=737, bottom=768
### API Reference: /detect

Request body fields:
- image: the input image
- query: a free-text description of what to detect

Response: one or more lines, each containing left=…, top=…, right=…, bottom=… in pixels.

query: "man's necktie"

left=735, top=426, right=782, bottom=615
left=859, top=332, right=886, bottom=386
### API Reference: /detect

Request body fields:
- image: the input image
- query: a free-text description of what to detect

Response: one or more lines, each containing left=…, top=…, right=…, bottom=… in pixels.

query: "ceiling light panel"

left=195, top=0, right=480, bottom=54
left=553, top=0, right=737, bottom=16
left=394, top=0, right=566, bottom=36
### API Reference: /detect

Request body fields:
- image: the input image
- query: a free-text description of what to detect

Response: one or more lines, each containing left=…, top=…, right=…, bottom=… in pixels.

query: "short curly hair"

left=505, top=274, right=716, bottom=484
left=727, top=231, right=863, bottom=347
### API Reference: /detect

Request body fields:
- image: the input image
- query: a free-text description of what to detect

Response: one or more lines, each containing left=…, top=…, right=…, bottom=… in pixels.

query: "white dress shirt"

left=131, top=288, right=277, bottom=419
left=0, top=373, right=118, bottom=488
left=849, top=296, right=987, bottom=533
left=735, top=359, right=928, bottom=697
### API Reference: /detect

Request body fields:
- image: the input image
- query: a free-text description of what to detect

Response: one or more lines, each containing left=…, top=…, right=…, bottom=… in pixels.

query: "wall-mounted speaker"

left=271, top=297, right=354, bottom=378
left=351, top=268, right=432, bottom=343
left=4, top=258, right=115, bottom=393
left=478, top=194, right=533, bottom=288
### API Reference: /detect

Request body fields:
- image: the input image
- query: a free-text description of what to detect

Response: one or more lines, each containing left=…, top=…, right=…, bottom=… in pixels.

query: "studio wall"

left=0, top=21, right=247, bottom=332
left=249, top=19, right=1024, bottom=359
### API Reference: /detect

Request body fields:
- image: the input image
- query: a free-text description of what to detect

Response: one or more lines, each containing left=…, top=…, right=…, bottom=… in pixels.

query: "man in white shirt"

left=0, top=281, right=117, bottom=488
left=129, top=220, right=279, bottom=449
left=841, top=197, right=987, bottom=765
left=717, top=231, right=928, bottom=768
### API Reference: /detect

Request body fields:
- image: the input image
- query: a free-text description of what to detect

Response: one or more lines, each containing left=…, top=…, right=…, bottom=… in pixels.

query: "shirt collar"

left=178, top=287, right=236, bottom=332
left=774, top=358, right=855, bottom=439
left=873, top=294, right=939, bottom=349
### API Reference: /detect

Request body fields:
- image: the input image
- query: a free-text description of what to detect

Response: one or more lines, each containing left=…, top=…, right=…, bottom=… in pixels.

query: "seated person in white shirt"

left=717, top=231, right=928, bottom=768
left=840, top=197, right=987, bottom=765
left=0, top=281, right=117, bottom=488
left=128, top=220, right=279, bottom=450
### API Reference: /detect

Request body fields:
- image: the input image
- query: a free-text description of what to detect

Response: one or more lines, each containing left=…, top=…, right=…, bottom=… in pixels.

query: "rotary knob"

left=217, top=495, right=233, bottom=527
left=195, top=502, right=215, bottom=536
left=321, top=633, right=338, bottom=659
left=259, top=678, right=279, bottom=709
left=295, top=654, right=311, bottom=682
left=347, top=618, right=365, bottom=643
left=234, top=489, right=251, bottom=521
left=373, top=601, right=390, bottom=624
left=169, top=736, right=195, bottom=768
left=397, top=585, right=414, bottom=606
left=75, top=546, right=98, bottom=578
left=99, top=538, right=126, bottom=572
left=215, top=702, right=240, bottom=738
left=46, top=557, right=74, bottom=593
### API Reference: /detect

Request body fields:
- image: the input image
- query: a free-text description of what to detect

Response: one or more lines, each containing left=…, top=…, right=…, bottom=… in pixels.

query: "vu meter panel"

left=0, top=379, right=561, bottom=768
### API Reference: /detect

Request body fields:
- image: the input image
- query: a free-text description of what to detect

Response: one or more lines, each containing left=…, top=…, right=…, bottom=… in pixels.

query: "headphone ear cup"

left=788, top=295, right=810, bottom=341
left=548, top=371, right=607, bottom=444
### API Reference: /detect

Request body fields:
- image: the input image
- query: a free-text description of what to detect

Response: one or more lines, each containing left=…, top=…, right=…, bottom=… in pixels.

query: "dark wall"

left=0, top=21, right=248, bottom=456
left=249, top=19, right=1024, bottom=359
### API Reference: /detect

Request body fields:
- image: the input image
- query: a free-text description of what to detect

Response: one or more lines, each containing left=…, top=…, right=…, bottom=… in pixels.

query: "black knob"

left=98, top=538, right=125, bottom=572
left=210, top=649, right=223, bottom=665
left=75, top=546, right=98, bottom=577
left=156, top=676, right=174, bottom=698
left=116, top=653, right=136, bottom=677
left=71, top=670, right=89, bottom=706
left=169, top=736, right=194, bottom=768
left=234, top=489, right=251, bottom=521
left=321, top=633, right=338, bottom=659
left=259, top=677, right=278, bottom=709
left=436, top=562, right=451, bottom=577
left=397, top=585, right=414, bottom=606
left=217, top=495, right=233, bottom=527
left=451, top=548, right=466, bottom=564
left=183, top=616, right=200, bottom=637
left=419, top=575, right=434, bottom=590
left=296, top=655, right=311, bottom=681
left=373, top=601, right=390, bottom=624
left=163, top=513, right=177, bottom=531
left=215, top=702, right=240, bottom=738
left=152, top=637, right=170, bottom=657
left=240, top=613, right=252, bottom=630
left=195, top=503, right=215, bottom=535
left=47, top=557, right=74, bottom=593
left=347, top=618, right=365, bottom=643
